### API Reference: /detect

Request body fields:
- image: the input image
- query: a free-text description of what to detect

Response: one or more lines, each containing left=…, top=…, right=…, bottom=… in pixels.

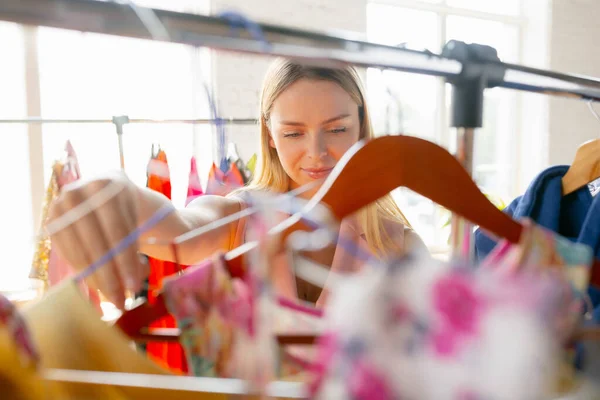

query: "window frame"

left=366, top=0, right=548, bottom=250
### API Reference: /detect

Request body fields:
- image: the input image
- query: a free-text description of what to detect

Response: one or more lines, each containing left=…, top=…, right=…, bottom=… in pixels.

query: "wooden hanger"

left=117, top=135, right=600, bottom=343
left=562, top=139, right=600, bottom=196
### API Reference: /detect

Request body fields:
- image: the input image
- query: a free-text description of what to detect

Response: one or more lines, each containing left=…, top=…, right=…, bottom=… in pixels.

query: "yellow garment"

left=22, top=281, right=224, bottom=399
left=0, top=281, right=301, bottom=399
left=0, top=327, right=47, bottom=400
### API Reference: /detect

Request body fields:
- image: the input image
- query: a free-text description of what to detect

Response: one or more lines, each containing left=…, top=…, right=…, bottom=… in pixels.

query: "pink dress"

left=185, top=156, right=204, bottom=206
left=37, top=141, right=101, bottom=310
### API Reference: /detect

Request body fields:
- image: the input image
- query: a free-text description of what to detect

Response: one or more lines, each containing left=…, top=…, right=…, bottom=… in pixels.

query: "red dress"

left=145, top=149, right=189, bottom=374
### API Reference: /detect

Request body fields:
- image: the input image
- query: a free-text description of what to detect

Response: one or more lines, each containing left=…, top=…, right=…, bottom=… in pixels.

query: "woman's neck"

left=288, top=183, right=320, bottom=201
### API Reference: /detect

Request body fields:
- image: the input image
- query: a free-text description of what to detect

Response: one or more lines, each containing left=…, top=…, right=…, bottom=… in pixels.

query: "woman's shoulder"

left=403, top=227, right=429, bottom=256
left=380, top=218, right=429, bottom=256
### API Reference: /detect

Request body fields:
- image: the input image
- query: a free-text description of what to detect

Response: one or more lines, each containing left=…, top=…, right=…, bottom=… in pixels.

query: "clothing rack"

left=0, top=117, right=257, bottom=124
left=0, top=116, right=257, bottom=170
left=3, top=1, right=600, bottom=396
left=5, top=0, right=600, bottom=254
left=4, top=0, right=600, bottom=101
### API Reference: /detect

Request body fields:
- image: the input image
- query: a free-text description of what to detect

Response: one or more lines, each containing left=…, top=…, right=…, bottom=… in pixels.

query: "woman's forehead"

left=270, top=79, right=358, bottom=124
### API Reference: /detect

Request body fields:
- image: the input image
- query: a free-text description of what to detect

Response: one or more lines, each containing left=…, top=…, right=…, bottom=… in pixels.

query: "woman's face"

left=268, top=78, right=361, bottom=197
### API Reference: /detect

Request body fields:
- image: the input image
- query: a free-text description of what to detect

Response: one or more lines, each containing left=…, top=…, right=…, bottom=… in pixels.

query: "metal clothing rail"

left=3, top=0, right=600, bottom=101
left=0, top=117, right=257, bottom=124
left=0, top=115, right=257, bottom=170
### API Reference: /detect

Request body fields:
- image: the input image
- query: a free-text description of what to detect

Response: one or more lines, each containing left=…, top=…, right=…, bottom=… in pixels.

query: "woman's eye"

left=329, top=127, right=347, bottom=134
left=283, top=132, right=302, bottom=138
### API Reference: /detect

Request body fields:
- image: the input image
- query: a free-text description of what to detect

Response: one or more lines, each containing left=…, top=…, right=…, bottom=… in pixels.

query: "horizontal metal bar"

left=500, top=62, right=600, bottom=101
left=0, top=117, right=257, bottom=124
left=0, top=0, right=463, bottom=79
left=2, top=0, right=600, bottom=100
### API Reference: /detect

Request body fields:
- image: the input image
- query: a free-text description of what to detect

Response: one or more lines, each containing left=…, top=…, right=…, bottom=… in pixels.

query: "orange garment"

left=145, top=150, right=188, bottom=374
left=205, top=162, right=245, bottom=196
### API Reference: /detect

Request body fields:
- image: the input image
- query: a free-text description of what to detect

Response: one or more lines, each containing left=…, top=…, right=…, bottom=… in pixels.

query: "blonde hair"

left=234, top=58, right=412, bottom=256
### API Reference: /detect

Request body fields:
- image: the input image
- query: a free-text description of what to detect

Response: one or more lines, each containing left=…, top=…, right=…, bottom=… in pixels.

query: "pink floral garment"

left=309, top=220, right=593, bottom=400
left=162, top=252, right=324, bottom=380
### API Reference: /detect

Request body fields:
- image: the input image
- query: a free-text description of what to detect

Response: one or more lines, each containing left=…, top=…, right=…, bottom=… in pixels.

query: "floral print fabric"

left=162, top=254, right=248, bottom=378
left=162, top=252, right=324, bottom=380
left=308, top=220, right=593, bottom=400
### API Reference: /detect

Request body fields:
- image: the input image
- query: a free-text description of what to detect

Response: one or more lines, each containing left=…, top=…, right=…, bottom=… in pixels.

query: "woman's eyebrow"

left=279, top=113, right=351, bottom=126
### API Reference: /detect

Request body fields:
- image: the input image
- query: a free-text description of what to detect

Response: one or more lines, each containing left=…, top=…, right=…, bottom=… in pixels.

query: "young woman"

left=47, top=58, right=427, bottom=309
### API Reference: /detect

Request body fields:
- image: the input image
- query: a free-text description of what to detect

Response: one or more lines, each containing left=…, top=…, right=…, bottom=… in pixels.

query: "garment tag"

left=588, top=177, right=600, bottom=197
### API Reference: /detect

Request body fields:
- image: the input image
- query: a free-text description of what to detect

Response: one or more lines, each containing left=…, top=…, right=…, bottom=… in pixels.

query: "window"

left=38, top=0, right=213, bottom=207
left=37, top=28, right=206, bottom=206
left=2, top=1, right=213, bottom=288
left=0, top=22, right=33, bottom=290
left=366, top=0, right=544, bottom=251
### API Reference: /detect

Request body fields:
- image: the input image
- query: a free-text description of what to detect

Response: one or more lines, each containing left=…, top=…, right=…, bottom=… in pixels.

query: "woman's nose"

left=308, top=133, right=327, bottom=159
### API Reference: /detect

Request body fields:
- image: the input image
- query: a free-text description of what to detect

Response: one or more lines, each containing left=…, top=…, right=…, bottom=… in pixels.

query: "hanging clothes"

left=17, top=281, right=210, bottom=400
left=185, top=156, right=204, bottom=206
left=145, top=149, right=189, bottom=375
left=29, top=141, right=100, bottom=311
left=162, top=253, right=324, bottom=380
left=233, top=158, right=250, bottom=184
left=226, top=143, right=252, bottom=184
left=474, top=165, right=600, bottom=316
left=205, top=162, right=245, bottom=196
left=162, top=255, right=248, bottom=378
left=246, top=153, right=257, bottom=178
left=309, top=220, right=593, bottom=400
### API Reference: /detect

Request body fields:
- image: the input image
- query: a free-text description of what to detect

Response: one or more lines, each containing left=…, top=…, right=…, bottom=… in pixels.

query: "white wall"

left=548, top=0, right=600, bottom=166
left=209, top=0, right=367, bottom=162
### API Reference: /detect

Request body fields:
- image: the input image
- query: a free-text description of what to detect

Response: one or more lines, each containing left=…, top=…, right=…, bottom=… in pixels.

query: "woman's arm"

left=47, top=174, right=242, bottom=308
left=136, top=186, right=242, bottom=265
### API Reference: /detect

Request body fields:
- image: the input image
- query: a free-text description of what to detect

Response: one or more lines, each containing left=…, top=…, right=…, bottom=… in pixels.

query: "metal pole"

left=3, top=0, right=600, bottom=100
left=441, top=41, right=501, bottom=261
left=112, top=116, right=129, bottom=170
left=449, top=128, right=475, bottom=259
left=0, top=117, right=257, bottom=125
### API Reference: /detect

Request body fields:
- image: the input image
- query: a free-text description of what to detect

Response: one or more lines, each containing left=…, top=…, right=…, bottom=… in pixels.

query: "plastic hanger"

left=116, top=135, right=600, bottom=344
left=227, top=142, right=241, bottom=162
left=151, top=143, right=162, bottom=160
left=562, top=101, right=600, bottom=196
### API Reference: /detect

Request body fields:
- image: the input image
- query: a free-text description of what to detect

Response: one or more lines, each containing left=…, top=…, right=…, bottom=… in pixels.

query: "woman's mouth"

left=302, top=167, right=334, bottom=179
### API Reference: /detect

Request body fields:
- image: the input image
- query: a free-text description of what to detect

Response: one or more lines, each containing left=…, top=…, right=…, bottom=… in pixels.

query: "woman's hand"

left=47, top=172, right=147, bottom=309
